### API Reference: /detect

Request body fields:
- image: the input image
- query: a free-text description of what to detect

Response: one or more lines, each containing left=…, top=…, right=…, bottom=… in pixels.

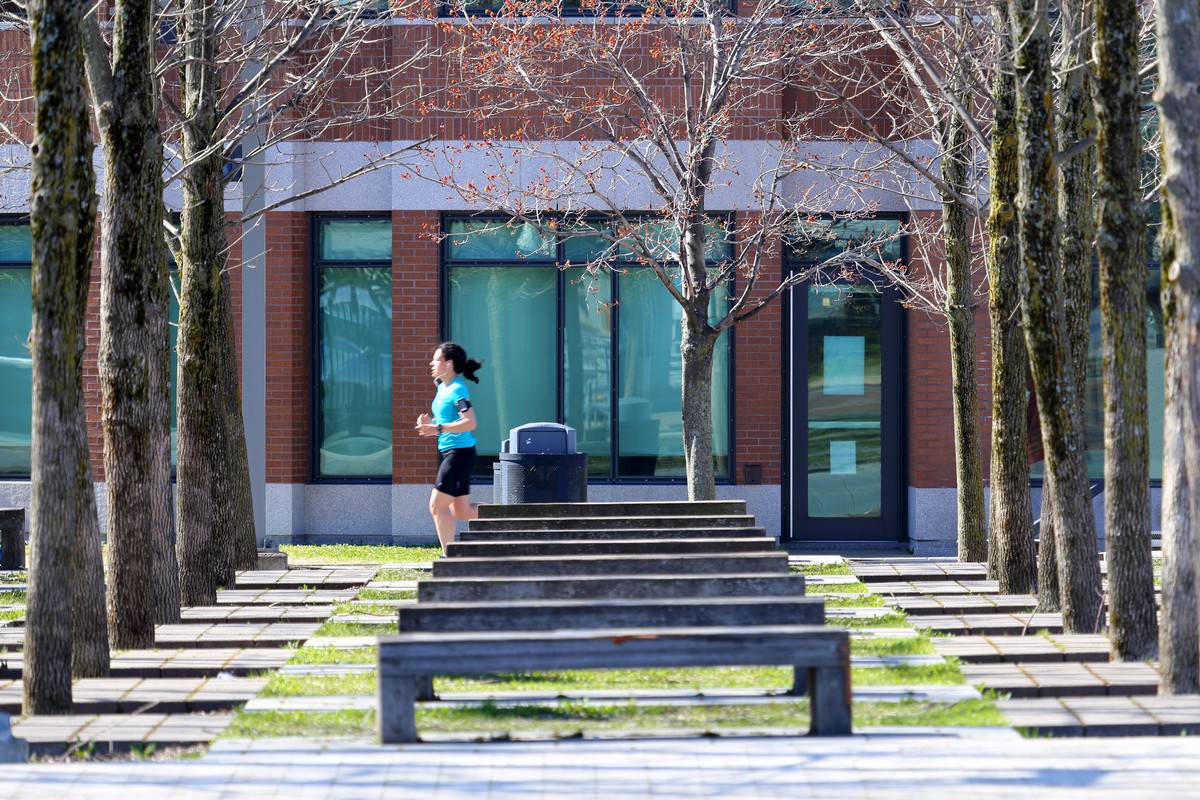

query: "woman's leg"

left=450, top=494, right=478, bottom=522
left=428, top=488, right=458, bottom=555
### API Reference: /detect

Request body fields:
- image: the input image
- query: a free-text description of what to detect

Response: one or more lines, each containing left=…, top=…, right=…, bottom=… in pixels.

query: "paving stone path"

left=4, top=566, right=380, bottom=753
left=848, top=556, right=1182, bottom=737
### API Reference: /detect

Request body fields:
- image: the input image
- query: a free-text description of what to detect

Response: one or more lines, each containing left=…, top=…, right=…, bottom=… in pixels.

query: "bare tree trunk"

left=71, top=474, right=109, bottom=678
left=1158, top=199, right=1196, bottom=690
left=1011, top=0, right=1103, bottom=632
left=23, top=0, right=99, bottom=714
left=176, top=0, right=226, bottom=606
left=942, top=68, right=986, bottom=563
left=1036, top=492, right=1061, bottom=610
left=86, top=0, right=179, bottom=649
left=681, top=312, right=718, bottom=502
left=217, top=270, right=258, bottom=577
left=985, top=16, right=1035, bottom=591
left=1094, top=0, right=1157, bottom=661
left=1156, top=0, right=1200, bottom=682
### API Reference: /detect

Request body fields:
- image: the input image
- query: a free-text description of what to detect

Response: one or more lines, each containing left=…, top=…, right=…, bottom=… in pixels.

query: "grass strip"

left=373, top=568, right=431, bottom=582
left=0, top=590, right=26, bottom=605
left=288, top=645, right=376, bottom=665
left=333, top=602, right=401, bottom=617
left=282, top=545, right=439, bottom=566
left=823, top=594, right=886, bottom=608
left=313, top=621, right=396, bottom=638
left=806, top=581, right=872, bottom=595
left=0, top=572, right=26, bottom=585
left=790, top=562, right=852, bottom=576
left=357, top=588, right=417, bottom=601
left=225, top=697, right=1003, bottom=738
left=826, top=611, right=910, bottom=629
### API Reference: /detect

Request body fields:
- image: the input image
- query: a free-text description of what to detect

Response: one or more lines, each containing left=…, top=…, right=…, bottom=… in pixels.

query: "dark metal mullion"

left=610, top=266, right=620, bottom=481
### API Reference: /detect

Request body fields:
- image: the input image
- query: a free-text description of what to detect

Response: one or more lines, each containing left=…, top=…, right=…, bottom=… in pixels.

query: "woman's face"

left=430, top=349, right=452, bottom=381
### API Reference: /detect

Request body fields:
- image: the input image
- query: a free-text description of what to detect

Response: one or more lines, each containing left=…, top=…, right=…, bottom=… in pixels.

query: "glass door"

left=788, top=280, right=903, bottom=541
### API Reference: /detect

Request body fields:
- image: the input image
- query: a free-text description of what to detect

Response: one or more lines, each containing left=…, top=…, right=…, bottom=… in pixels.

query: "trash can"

left=494, top=423, right=587, bottom=504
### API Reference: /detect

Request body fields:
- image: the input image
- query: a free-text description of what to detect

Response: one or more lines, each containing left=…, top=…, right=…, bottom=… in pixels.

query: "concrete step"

left=444, top=538, right=777, bottom=559
left=458, top=527, right=772, bottom=541
left=892, top=595, right=1039, bottom=616
left=430, top=552, right=791, bottom=578
left=0, top=676, right=267, bottom=715
left=477, top=500, right=748, bottom=520
left=234, top=568, right=376, bottom=591
left=397, top=596, right=826, bottom=633
left=417, top=574, right=808, bottom=603
left=468, top=515, right=757, bottom=532
left=0, top=648, right=292, bottom=680
left=12, top=712, right=236, bottom=755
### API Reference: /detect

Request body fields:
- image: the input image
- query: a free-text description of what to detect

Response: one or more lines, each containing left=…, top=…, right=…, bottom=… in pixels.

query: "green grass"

left=0, top=590, right=26, bottom=605
left=822, top=594, right=886, bottom=608
left=373, top=568, right=431, bottom=582
left=0, top=609, right=22, bottom=622
left=851, top=636, right=935, bottom=656
left=790, top=562, right=853, bottom=576
left=0, top=571, right=26, bottom=585
left=262, top=653, right=960, bottom=698
left=826, top=611, right=910, bottom=629
left=313, top=621, right=396, bottom=637
left=357, top=588, right=417, bottom=601
left=807, top=581, right=872, bottom=594
left=222, top=698, right=1003, bottom=739
left=223, top=709, right=374, bottom=738
left=287, top=645, right=376, bottom=665
left=332, top=602, right=401, bottom=617
left=282, top=545, right=439, bottom=566
left=262, top=673, right=375, bottom=697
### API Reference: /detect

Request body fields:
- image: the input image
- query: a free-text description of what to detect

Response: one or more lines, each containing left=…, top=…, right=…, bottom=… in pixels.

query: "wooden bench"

left=377, top=624, right=852, bottom=743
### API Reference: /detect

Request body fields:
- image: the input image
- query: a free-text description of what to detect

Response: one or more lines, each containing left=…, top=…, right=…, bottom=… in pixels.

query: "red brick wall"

left=265, top=212, right=310, bottom=483
left=391, top=210, right=442, bottom=484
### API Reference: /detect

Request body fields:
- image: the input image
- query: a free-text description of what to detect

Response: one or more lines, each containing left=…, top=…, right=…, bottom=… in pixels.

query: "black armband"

left=455, top=398, right=472, bottom=413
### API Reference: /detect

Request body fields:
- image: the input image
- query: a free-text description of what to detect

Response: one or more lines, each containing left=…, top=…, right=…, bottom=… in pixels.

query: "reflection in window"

left=787, top=217, right=903, bottom=264
left=444, top=214, right=730, bottom=480
left=315, top=218, right=393, bottom=479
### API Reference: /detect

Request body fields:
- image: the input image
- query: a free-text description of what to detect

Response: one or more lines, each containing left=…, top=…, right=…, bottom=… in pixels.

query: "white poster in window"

left=824, top=336, right=865, bottom=395
left=830, top=441, right=857, bottom=475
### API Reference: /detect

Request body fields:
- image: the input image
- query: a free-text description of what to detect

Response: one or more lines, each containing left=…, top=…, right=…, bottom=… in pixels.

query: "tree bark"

left=985, top=17, right=1035, bottom=592
left=86, top=0, right=181, bottom=649
left=24, top=0, right=101, bottom=714
left=941, top=72, right=986, bottom=563
left=1010, top=0, right=1103, bottom=632
left=681, top=310, right=719, bottom=502
left=1156, top=0, right=1200, bottom=683
left=1036, top=491, right=1061, bottom=610
left=1094, top=0, right=1156, bottom=661
left=217, top=270, right=259, bottom=577
left=1158, top=196, right=1196, bottom=691
left=176, top=0, right=227, bottom=606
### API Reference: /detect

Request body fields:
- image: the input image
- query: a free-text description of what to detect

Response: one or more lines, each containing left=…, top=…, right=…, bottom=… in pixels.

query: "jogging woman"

left=415, top=342, right=482, bottom=555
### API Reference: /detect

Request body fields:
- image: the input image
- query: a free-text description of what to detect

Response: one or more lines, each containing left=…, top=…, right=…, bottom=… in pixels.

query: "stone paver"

left=153, top=622, right=321, bottom=649
left=0, top=677, right=266, bottom=715
left=932, top=634, right=1111, bottom=664
left=892, top=594, right=1038, bottom=615
left=961, top=662, right=1159, bottom=698
left=908, top=612, right=1065, bottom=636
left=997, top=696, right=1200, bottom=737
left=215, top=589, right=356, bottom=605
left=180, top=606, right=333, bottom=624
left=234, top=568, right=376, bottom=590
left=12, top=713, right=236, bottom=752
left=7, top=733, right=1200, bottom=797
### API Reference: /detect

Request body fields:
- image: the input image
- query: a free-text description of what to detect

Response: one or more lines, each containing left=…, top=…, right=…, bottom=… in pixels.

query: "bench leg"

left=788, top=667, right=808, bottom=697
left=807, top=665, right=852, bottom=736
left=378, top=674, right=419, bottom=744
left=415, top=675, right=436, bottom=701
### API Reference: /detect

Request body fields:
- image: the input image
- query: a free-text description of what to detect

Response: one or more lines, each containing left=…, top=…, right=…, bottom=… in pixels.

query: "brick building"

left=0, top=6, right=1164, bottom=553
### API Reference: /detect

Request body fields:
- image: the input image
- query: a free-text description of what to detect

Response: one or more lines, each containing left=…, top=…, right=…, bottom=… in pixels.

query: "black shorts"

left=434, top=446, right=476, bottom=497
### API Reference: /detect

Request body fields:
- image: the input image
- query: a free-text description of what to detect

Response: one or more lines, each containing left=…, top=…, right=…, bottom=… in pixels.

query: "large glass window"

left=313, top=217, right=393, bottom=479
left=0, top=221, right=32, bottom=476
left=444, top=215, right=731, bottom=481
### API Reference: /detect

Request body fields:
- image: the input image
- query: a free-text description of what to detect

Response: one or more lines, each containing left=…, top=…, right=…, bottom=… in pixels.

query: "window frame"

left=440, top=212, right=736, bottom=484
left=309, top=212, right=395, bottom=484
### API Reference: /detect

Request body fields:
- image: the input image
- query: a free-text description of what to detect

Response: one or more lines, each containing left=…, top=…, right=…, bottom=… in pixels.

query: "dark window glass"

left=314, top=218, right=393, bottom=479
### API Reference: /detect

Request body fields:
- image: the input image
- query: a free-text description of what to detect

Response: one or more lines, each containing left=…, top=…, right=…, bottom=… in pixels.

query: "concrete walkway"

left=2, top=731, right=1200, bottom=798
